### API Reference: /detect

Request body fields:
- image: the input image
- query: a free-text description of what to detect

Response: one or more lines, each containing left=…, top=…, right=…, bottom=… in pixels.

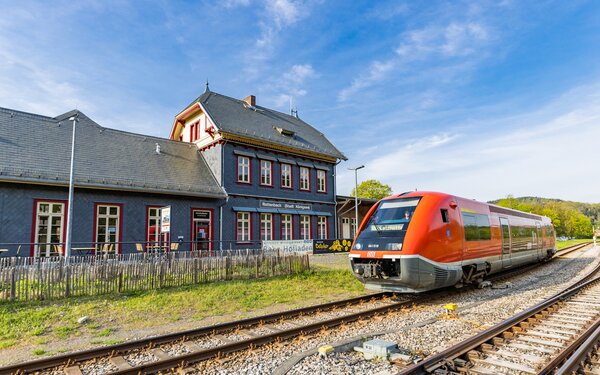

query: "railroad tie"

left=150, top=348, right=170, bottom=360
left=63, top=366, right=83, bottom=375
left=183, top=341, right=202, bottom=351
left=110, top=356, right=133, bottom=370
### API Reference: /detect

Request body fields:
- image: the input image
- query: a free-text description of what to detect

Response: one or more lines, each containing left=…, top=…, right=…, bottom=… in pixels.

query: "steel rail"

left=554, top=319, right=600, bottom=375
left=0, top=292, right=391, bottom=374
left=555, top=241, right=592, bottom=257
left=397, top=260, right=600, bottom=375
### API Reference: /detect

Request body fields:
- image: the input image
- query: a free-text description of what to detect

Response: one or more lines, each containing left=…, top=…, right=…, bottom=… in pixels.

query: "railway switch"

left=354, top=339, right=400, bottom=360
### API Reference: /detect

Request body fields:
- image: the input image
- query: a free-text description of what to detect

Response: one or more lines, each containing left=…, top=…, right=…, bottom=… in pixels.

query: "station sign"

left=259, top=200, right=312, bottom=211
left=262, top=240, right=313, bottom=254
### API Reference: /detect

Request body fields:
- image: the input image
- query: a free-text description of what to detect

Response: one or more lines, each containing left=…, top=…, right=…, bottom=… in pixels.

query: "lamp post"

left=64, top=114, right=78, bottom=263
left=348, top=165, right=364, bottom=237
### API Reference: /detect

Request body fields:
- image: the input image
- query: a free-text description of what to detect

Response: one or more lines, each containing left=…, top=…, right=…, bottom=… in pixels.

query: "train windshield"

left=354, top=197, right=421, bottom=250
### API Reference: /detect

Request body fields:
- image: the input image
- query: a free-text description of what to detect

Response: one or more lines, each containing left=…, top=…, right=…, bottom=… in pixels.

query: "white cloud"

left=283, top=64, right=316, bottom=84
left=337, top=83, right=600, bottom=203
left=338, top=60, right=395, bottom=101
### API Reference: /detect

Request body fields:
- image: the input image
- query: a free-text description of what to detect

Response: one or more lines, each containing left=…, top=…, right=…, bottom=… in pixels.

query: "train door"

left=500, top=217, right=512, bottom=268
left=536, top=222, right=543, bottom=258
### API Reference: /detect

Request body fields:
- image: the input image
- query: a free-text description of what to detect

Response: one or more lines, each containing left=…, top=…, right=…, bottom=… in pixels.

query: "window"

left=237, top=156, right=250, bottom=183
left=34, top=201, right=65, bottom=257
left=260, top=160, right=272, bottom=186
left=281, top=163, right=292, bottom=188
left=317, top=216, right=328, bottom=239
left=441, top=209, right=449, bottom=223
left=341, top=217, right=356, bottom=238
left=300, top=215, right=311, bottom=239
left=260, top=213, right=273, bottom=240
left=281, top=214, right=293, bottom=240
left=147, top=207, right=161, bottom=245
left=96, top=204, right=121, bottom=252
left=462, top=213, right=491, bottom=241
left=317, top=169, right=326, bottom=192
left=300, top=167, right=310, bottom=191
left=237, top=212, right=251, bottom=242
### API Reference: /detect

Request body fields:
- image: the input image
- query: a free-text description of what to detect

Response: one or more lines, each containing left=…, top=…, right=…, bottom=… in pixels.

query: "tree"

left=351, top=179, right=392, bottom=200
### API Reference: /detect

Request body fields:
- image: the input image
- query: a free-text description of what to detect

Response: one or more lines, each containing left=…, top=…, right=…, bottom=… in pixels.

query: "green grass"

left=32, top=348, right=47, bottom=356
left=556, top=239, right=592, bottom=250
left=0, top=269, right=363, bottom=349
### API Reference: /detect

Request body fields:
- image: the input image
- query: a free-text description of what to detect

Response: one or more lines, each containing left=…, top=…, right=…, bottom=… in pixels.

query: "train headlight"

left=388, top=243, right=403, bottom=250
left=355, top=243, right=362, bottom=250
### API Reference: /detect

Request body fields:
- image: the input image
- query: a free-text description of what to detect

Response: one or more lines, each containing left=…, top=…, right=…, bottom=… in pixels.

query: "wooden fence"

left=0, top=252, right=310, bottom=302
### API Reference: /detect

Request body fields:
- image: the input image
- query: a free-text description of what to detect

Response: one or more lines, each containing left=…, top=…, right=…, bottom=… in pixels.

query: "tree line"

left=491, top=196, right=597, bottom=239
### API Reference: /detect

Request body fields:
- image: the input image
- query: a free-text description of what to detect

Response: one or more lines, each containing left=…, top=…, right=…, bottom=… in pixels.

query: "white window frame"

left=281, top=163, right=292, bottom=188
left=260, top=160, right=272, bottom=186
left=317, top=169, right=326, bottom=192
left=237, top=156, right=250, bottom=183
left=147, top=207, right=161, bottom=244
left=34, top=201, right=65, bottom=257
left=317, top=216, right=328, bottom=239
left=300, top=167, right=310, bottom=191
left=281, top=214, right=293, bottom=240
left=96, top=204, right=120, bottom=252
left=260, top=213, right=273, bottom=240
left=237, top=212, right=251, bottom=242
left=300, top=215, right=311, bottom=240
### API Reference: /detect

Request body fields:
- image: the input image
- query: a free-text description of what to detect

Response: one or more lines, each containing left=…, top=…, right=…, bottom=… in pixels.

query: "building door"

left=34, top=202, right=65, bottom=257
left=500, top=217, right=512, bottom=268
left=192, top=210, right=211, bottom=253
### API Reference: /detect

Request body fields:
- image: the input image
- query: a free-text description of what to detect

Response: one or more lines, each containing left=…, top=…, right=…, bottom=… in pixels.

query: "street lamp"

left=348, top=165, right=364, bottom=237
left=64, top=114, right=78, bottom=263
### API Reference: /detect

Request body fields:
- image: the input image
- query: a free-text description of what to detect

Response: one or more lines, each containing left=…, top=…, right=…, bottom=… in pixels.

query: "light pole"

left=64, top=114, right=78, bottom=263
left=348, top=165, right=364, bottom=237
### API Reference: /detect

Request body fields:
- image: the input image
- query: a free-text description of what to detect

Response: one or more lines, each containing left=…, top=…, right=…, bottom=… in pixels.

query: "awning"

left=277, top=209, right=299, bottom=215
left=232, top=206, right=257, bottom=212
left=257, top=208, right=279, bottom=213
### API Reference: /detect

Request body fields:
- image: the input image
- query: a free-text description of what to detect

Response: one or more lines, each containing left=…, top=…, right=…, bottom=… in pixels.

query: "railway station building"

left=0, top=88, right=347, bottom=257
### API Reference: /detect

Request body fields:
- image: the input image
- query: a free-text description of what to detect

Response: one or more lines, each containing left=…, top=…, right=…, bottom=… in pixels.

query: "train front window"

left=354, top=197, right=421, bottom=250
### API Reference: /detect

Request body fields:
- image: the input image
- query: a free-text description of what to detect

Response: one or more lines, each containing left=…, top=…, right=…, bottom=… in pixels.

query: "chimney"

left=243, top=95, right=256, bottom=106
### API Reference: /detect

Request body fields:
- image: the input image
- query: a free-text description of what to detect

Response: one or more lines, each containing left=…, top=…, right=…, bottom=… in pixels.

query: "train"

left=349, top=191, right=556, bottom=292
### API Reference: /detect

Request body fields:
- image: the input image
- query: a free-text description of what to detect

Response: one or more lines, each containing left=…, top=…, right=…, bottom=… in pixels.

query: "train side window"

left=476, top=215, right=491, bottom=240
left=463, top=214, right=479, bottom=241
left=441, top=209, right=449, bottom=223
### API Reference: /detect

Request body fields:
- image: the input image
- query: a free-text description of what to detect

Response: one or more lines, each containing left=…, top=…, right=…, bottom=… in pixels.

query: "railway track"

left=555, top=241, right=592, bottom=257
left=1, top=242, right=591, bottom=375
left=398, top=243, right=599, bottom=375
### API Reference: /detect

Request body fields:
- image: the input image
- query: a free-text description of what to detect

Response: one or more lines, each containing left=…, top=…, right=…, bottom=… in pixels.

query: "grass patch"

left=557, top=239, right=592, bottom=250
left=0, top=269, right=364, bottom=346
left=32, top=348, right=47, bottom=356
left=94, top=328, right=114, bottom=337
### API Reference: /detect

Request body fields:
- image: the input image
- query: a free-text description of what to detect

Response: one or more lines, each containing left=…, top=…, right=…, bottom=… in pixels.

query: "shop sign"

left=193, top=210, right=211, bottom=220
left=160, top=206, right=171, bottom=233
left=262, top=240, right=313, bottom=254
left=313, top=239, right=353, bottom=254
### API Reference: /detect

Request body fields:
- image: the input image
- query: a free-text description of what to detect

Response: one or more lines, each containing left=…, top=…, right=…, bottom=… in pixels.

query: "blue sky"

left=1, top=1, right=599, bottom=202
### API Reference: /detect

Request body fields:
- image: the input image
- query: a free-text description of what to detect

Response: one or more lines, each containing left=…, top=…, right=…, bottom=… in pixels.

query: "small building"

left=336, top=195, right=378, bottom=238
left=0, top=88, right=346, bottom=257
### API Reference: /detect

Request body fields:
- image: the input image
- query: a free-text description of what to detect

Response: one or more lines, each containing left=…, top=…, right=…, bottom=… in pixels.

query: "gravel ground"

left=184, top=245, right=599, bottom=375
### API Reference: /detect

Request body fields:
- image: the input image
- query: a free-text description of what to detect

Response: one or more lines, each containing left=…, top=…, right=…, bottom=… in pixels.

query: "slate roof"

left=0, top=107, right=226, bottom=198
left=187, top=91, right=347, bottom=161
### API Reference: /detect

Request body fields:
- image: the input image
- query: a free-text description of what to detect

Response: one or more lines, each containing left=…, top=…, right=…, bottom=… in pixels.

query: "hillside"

left=488, top=196, right=599, bottom=239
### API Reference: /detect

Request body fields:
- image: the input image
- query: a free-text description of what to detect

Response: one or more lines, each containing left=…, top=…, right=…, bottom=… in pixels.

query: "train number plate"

left=366, top=251, right=376, bottom=258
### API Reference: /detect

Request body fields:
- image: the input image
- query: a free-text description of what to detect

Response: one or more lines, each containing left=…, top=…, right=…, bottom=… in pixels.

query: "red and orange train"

left=349, top=191, right=556, bottom=292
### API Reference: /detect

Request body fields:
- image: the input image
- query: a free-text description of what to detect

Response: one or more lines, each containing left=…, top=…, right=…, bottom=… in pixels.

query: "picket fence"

left=0, top=252, right=310, bottom=301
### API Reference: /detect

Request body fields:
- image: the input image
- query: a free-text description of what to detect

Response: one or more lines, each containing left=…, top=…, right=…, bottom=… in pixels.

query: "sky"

left=1, top=0, right=599, bottom=203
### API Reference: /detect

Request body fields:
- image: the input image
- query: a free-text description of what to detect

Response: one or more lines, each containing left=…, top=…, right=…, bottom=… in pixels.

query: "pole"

left=64, top=114, right=78, bottom=263
left=348, top=165, right=364, bottom=237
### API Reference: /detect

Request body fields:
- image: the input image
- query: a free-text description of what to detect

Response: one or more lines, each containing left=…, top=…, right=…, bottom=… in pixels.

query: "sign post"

left=160, top=206, right=171, bottom=253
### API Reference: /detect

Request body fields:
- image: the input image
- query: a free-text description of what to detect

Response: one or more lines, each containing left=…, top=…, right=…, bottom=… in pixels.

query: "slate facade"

left=0, top=89, right=346, bottom=256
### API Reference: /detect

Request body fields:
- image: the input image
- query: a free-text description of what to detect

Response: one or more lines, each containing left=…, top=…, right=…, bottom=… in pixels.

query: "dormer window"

left=274, top=126, right=295, bottom=137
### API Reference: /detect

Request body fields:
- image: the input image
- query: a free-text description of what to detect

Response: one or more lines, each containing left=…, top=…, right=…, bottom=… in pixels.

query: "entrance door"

left=192, top=210, right=211, bottom=254
left=500, top=217, right=511, bottom=268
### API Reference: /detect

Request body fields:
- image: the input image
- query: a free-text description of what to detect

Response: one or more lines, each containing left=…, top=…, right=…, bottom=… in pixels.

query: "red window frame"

left=237, top=156, right=251, bottom=184
left=92, top=202, right=123, bottom=254
left=299, top=166, right=310, bottom=191
left=300, top=215, right=311, bottom=239
left=280, top=163, right=293, bottom=189
left=316, top=169, right=327, bottom=193
left=30, top=199, right=68, bottom=257
left=236, top=211, right=252, bottom=242
left=280, top=214, right=294, bottom=240
left=260, top=160, right=273, bottom=187
left=260, top=213, right=274, bottom=240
